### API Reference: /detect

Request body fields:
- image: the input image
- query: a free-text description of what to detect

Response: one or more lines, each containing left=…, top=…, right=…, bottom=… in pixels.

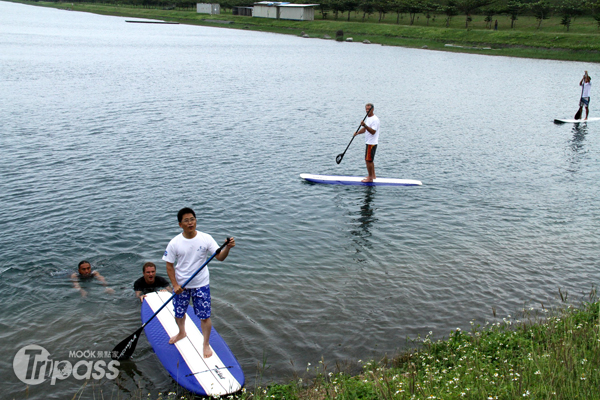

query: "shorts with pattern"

left=173, top=285, right=211, bottom=319
left=365, top=144, right=377, bottom=162
left=580, top=97, right=590, bottom=107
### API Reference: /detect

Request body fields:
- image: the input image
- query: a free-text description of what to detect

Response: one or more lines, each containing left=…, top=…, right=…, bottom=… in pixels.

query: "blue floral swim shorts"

left=172, top=285, right=211, bottom=319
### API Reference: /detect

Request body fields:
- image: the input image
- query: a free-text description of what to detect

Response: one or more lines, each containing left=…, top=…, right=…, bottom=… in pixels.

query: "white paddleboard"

left=141, top=291, right=244, bottom=396
left=300, top=173, right=422, bottom=186
left=554, top=117, right=600, bottom=124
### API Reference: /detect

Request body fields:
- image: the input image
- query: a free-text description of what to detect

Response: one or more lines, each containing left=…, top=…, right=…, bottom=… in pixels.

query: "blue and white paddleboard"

left=300, top=173, right=422, bottom=186
left=554, top=117, right=600, bottom=124
left=141, top=291, right=244, bottom=396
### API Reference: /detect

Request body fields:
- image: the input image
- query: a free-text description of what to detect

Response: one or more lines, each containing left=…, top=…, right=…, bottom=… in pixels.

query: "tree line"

left=307, top=0, right=600, bottom=30
left=57, top=0, right=600, bottom=30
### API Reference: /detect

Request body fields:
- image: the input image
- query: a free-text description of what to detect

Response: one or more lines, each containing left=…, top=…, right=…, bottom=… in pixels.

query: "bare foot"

left=203, top=344, right=213, bottom=358
left=169, top=332, right=187, bottom=344
left=361, top=178, right=373, bottom=183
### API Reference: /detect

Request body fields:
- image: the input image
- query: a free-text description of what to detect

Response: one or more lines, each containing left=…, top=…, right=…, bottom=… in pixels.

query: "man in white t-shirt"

left=162, top=207, right=235, bottom=358
left=577, top=71, right=592, bottom=120
left=353, top=103, right=380, bottom=182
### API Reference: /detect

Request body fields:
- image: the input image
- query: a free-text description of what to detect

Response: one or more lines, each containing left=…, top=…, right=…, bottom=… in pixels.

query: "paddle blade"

left=111, top=326, right=144, bottom=360
left=574, top=108, right=582, bottom=120
left=336, top=153, right=344, bottom=164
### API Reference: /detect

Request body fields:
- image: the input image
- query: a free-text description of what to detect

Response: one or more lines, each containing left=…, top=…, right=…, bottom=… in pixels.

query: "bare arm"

left=93, top=270, right=106, bottom=285
left=361, top=123, right=374, bottom=134
left=354, top=127, right=366, bottom=136
left=135, top=290, right=144, bottom=302
left=215, top=237, right=235, bottom=261
left=166, top=262, right=182, bottom=294
left=581, top=71, right=588, bottom=86
left=71, top=273, right=87, bottom=297
left=93, top=271, right=115, bottom=294
left=71, top=273, right=81, bottom=290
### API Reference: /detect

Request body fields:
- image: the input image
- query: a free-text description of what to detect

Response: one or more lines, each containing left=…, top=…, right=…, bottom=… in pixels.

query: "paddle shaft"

left=336, top=110, right=371, bottom=164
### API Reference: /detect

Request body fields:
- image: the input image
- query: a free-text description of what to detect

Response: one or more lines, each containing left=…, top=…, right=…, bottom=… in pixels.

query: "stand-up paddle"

left=336, top=110, right=371, bottom=164
left=111, top=238, right=232, bottom=361
left=574, top=71, right=588, bottom=120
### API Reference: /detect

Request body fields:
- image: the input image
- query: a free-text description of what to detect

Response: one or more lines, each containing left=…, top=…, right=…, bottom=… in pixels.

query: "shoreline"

left=7, top=0, right=600, bottom=62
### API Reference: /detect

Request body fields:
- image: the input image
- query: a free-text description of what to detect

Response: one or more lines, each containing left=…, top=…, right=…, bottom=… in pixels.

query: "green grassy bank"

left=9, top=0, right=600, bottom=62
left=238, top=295, right=600, bottom=399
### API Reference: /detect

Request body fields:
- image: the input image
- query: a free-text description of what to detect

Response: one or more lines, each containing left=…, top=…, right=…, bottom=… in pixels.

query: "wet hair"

left=177, top=207, right=196, bottom=223
left=142, top=262, right=156, bottom=273
left=78, top=260, right=91, bottom=269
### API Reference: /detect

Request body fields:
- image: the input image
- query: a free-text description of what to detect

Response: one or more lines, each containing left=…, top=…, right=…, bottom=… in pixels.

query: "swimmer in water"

left=71, top=260, right=115, bottom=297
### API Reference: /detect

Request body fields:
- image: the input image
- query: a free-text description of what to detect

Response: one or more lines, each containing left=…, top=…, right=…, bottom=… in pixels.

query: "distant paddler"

left=575, top=71, right=591, bottom=120
left=353, top=103, right=380, bottom=183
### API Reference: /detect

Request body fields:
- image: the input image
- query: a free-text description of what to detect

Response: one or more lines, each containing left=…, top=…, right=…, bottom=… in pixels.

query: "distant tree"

left=402, top=0, right=424, bottom=24
left=587, top=0, right=600, bottom=15
left=557, top=0, right=584, bottom=31
left=505, top=0, right=525, bottom=29
left=530, top=0, right=552, bottom=29
left=482, top=6, right=498, bottom=28
left=441, top=0, right=459, bottom=27
left=455, top=0, right=495, bottom=28
left=360, top=0, right=376, bottom=20
left=317, top=0, right=330, bottom=18
left=560, top=14, right=572, bottom=29
left=330, top=0, right=344, bottom=18
left=422, top=0, right=439, bottom=25
left=373, top=0, right=391, bottom=21
left=219, top=0, right=236, bottom=12
left=390, top=0, right=406, bottom=23
left=342, top=0, right=360, bottom=20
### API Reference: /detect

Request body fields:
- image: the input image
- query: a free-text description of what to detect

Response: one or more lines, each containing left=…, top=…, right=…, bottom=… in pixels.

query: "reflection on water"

left=567, top=123, right=589, bottom=172
left=570, top=123, right=588, bottom=152
left=351, top=186, right=378, bottom=242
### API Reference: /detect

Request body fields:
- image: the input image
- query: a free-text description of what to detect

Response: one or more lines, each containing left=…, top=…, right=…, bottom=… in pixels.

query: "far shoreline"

left=6, top=0, right=600, bottom=62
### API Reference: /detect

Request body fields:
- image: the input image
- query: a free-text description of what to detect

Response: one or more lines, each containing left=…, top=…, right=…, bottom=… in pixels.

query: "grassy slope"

left=256, top=299, right=600, bottom=399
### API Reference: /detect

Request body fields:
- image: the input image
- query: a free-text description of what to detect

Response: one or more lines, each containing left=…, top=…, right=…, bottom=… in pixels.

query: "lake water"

left=1, top=1, right=599, bottom=398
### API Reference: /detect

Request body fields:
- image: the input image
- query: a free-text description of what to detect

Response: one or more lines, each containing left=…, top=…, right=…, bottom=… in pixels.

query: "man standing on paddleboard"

left=576, top=71, right=591, bottom=120
left=163, top=207, right=235, bottom=358
left=353, top=103, right=380, bottom=183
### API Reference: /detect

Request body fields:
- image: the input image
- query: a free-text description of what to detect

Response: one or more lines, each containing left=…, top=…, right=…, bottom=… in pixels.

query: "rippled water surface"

left=1, top=1, right=599, bottom=398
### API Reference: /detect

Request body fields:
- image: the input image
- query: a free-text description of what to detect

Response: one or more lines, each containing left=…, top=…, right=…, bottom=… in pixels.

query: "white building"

left=197, top=3, right=220, bottom=14
left=253, top=2, right=319, bottom=21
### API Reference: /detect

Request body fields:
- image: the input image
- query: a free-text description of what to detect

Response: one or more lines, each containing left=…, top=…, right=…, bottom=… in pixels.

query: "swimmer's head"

left=142, top=262, right=156, bottom=284
left=78, top=260, right=92, bottom=277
